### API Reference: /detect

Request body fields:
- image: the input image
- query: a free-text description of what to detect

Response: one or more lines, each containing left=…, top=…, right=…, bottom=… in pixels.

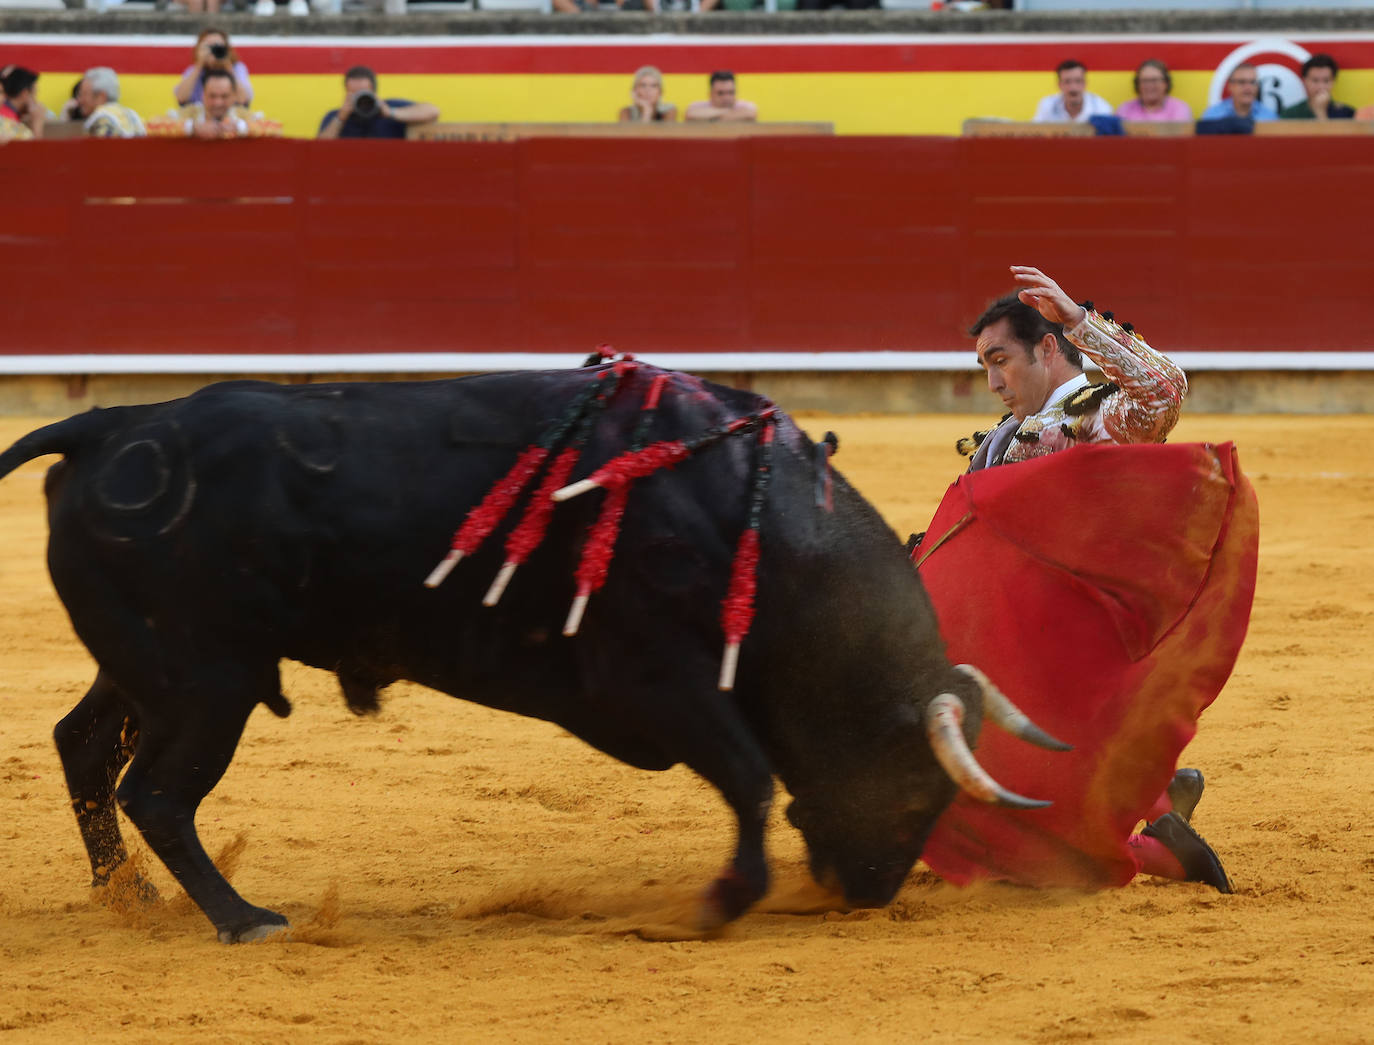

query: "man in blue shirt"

left=1200, top=63, right=1279, bottom=122
left=317, top=65, right=440, bottom=140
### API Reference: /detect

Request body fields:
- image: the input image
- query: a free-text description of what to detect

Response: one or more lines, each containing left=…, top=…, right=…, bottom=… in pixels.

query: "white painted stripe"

left=1, top=351, right=1370, bottom=375
left=7, top=31, right=1374, bottom=48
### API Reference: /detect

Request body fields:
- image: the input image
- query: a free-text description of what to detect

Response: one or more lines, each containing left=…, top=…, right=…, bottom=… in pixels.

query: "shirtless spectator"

left=1280, top=54, right=1355, bottom=120
left=684, top=71, right=757, bottom=123
left=1031, top=59, right=1113, bottom=123
left=1, top=65, right=44, bottom=140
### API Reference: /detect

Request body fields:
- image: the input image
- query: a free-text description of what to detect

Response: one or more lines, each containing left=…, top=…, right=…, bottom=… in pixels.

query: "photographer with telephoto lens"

left=174, top=28, right=253, bottom=108
left=317, top=65, right=439, bottom=140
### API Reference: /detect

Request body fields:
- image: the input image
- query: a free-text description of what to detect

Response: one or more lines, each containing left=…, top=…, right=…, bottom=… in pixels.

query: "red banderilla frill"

left=552, top=407, right=777, bottom=504
left=562, top=372, right=670, bottom=636
left=718, top=417, right=775, bottom=691
left=482, top=447, right=581, bottom=606
left=424, top=445, right=548, bottom=588
left=425, top=364, right=619, bottom=589
left=483, top=361, right=634, bottom=605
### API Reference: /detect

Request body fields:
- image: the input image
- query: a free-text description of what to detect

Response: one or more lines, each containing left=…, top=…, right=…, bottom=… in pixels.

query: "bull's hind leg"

left=114, top=669, right=288, bottom=943
left=53, top=671, right=146, bottom=890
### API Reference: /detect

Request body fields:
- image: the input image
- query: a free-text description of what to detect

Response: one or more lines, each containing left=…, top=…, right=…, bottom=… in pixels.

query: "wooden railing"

left=4, top=134, right=1373, bottom=361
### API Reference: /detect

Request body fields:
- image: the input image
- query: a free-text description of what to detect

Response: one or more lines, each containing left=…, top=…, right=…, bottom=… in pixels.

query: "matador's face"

left=975, top=318, right=1056, bottom=422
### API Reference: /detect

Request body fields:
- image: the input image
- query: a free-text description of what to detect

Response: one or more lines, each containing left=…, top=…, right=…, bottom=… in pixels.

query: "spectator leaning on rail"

left=1200, top=63, right=1278, bottom=123
left=618, top=65, right=677, bottom=123
left=684, top=71, right=758, bottom=123
left=1031, top=59, right=1113, bottom=123
left=1, top=65, right=45, bottom=140
left=317, top=66, right=440, bottom=140
left=1116, top=59, right=1193, bottom=122
left=174, top=28, right=253, bottom=109
left=1280, top=53, right=1355, bottom=121
left=77, top=68, right=146, bottom=138
left=180, top=69, right=250, bottom=140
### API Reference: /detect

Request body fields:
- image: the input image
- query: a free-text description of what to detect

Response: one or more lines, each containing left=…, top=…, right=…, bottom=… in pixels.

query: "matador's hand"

left=1011, top=266, right=1087, bottom=329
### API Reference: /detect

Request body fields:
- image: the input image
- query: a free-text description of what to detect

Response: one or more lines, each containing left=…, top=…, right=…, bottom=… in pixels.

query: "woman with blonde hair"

left=618, top=66, right=677, bottom=123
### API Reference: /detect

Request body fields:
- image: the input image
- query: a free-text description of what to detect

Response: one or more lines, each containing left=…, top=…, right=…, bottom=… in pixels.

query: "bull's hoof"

left=697, top=870, right=763, bottom=933
left=217, top=909, right=290, bottom=944
left=92, top=871, right=160, bottom=904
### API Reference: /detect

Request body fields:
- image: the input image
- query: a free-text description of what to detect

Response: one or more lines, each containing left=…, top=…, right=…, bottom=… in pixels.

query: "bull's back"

left=35, top=372, right=779, bottom=696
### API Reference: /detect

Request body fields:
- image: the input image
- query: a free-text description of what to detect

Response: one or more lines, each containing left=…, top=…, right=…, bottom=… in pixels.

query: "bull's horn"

left=954, top=664, right=1072, bottom=752
left=924, top=693, right=1051, bottom=810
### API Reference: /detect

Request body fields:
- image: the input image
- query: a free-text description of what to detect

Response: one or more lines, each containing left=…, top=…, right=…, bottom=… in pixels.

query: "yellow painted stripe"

left=34, top=68, right=1374, bottom=139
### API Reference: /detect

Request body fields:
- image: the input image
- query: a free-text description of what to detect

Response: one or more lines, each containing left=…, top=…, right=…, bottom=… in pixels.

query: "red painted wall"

left=5, top=136, right=1372, bottom=357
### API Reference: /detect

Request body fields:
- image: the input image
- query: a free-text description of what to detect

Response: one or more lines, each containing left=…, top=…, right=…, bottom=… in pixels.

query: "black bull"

left=0, top=364, right=1055, bottom=942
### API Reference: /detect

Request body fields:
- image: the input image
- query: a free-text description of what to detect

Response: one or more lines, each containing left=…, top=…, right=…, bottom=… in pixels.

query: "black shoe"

left=1167, top=768, right=1205, bottom=822
left=1143, top=812, right=1232, bottom=893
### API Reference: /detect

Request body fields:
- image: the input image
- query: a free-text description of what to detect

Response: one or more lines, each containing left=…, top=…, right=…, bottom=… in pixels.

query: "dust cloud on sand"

left=2, top=413, right=1372, bottom=1042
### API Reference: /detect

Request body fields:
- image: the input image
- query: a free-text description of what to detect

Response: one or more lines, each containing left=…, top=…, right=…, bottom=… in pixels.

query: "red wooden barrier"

left=3, top=136, right=1372, bottom=359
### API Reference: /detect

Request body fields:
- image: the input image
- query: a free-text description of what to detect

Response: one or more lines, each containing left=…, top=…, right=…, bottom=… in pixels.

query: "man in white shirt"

left=185, top=68, right=249, bottom=139
left=1031, top=59, right=1114, bottom=123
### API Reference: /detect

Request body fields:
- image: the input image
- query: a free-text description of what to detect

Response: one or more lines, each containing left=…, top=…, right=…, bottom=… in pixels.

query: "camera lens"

left=209, top=43, right=229, bottom=60
left=353, top=90, right=379, bottom=118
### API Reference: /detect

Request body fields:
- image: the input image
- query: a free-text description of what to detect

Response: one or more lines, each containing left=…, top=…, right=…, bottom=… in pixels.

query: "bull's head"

left=786, top=664, right=1068, bottom=908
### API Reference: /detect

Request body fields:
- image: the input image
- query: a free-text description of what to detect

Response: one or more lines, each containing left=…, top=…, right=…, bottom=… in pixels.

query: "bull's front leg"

left=53, top=672, right=152, bottom=895
left=679, top=700, right=776, bottom=931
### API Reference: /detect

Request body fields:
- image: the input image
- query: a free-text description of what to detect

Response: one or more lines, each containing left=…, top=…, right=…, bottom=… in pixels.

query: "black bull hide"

left=0, top=365, right=988, bottom=942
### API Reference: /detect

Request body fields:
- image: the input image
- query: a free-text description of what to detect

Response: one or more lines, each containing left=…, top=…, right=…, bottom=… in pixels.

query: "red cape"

left=915, top=442, right=1258, bottom=889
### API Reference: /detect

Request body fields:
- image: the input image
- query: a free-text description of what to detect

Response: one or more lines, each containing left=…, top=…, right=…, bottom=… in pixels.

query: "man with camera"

left=316, top=66, right=439, bottom=140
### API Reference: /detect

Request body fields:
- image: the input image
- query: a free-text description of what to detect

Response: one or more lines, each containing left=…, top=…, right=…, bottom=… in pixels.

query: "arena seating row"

left=962, top=118, right=1374, bottom=137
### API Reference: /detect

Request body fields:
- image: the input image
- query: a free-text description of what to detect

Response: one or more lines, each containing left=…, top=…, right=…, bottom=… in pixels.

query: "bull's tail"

left=0, top=409, right=122, bottom=483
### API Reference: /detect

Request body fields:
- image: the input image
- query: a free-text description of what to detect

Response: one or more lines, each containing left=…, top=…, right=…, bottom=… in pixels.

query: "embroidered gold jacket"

left=962, top=309, right=1187, bottom=470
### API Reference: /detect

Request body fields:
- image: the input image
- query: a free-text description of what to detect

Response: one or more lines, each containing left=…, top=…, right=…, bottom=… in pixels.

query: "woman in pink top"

left=1117, top=59, right=1193, bottom=122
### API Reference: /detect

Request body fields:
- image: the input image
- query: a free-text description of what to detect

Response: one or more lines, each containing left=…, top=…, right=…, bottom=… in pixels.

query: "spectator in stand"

left=1032, top=60, right=1113, bottom=123
left=1, top=65, right=45, bottom=140
left=317, top=66, right=440, bottom=140
left=77, top=68, right=146, bottom=138
left=684, top=71, right=757, bottom=123
left=1200, top=63, right=1278, bottom=122
left=618, top=66, right=677, bottom=123
left=181, top=69, right=250, bottom=139
left=554, top=0, right=658, bottom=9
left=1280, top=54, right=1355, bottom=121
left=174, top=28, right=253, bottom=109
left=58, top=77, right=83, bottom=122
left=1116, top=59, right=1193, bottom=122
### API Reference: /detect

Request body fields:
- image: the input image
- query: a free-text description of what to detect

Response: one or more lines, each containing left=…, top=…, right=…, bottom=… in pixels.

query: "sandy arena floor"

left=1, top=409, right=1372, bottom=1043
